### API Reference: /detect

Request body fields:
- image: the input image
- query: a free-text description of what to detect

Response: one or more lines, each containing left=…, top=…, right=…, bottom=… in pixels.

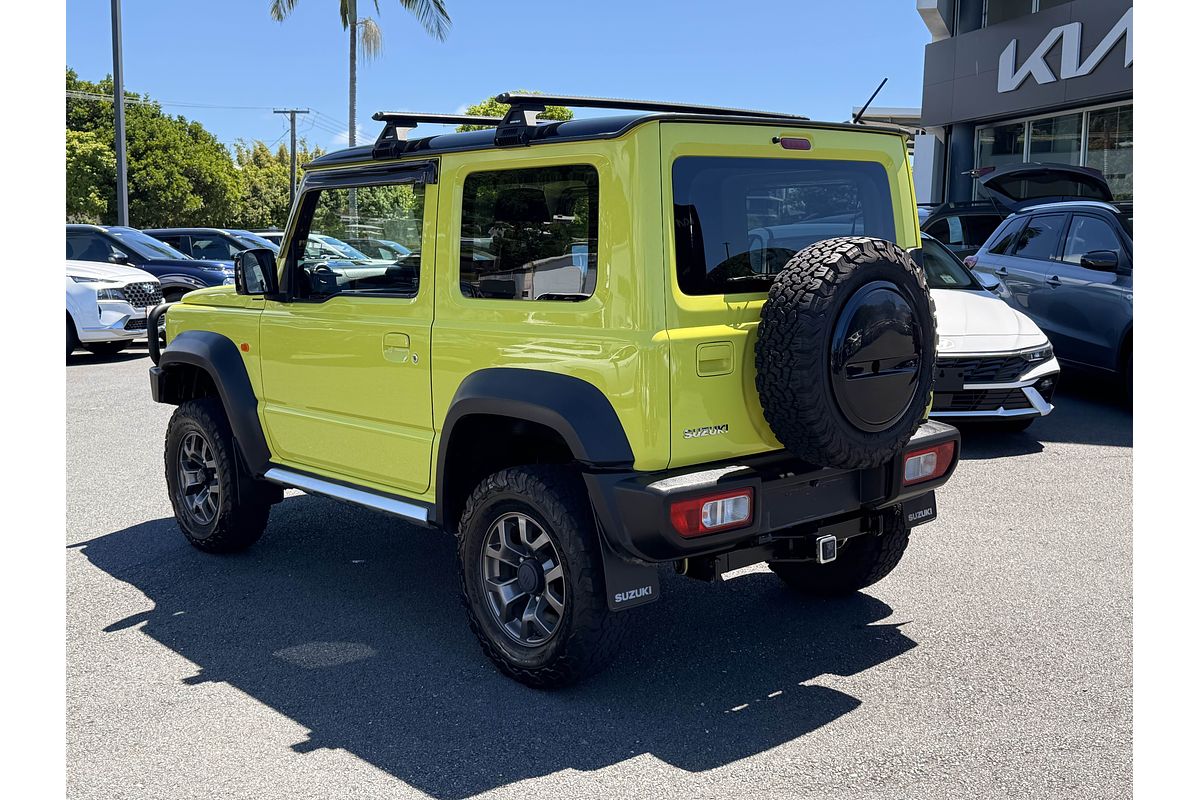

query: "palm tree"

left=270, top=1, right=450, bottom=147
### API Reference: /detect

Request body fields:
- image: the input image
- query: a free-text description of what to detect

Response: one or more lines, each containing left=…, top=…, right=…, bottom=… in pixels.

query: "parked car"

left=66, top=225, right=235, bottom=303
left=921, top=234, right=1059, bottom=430
left=66, top=259, right=163, bottom=358
left=919, top=200, right=1006, bottom=259
left=147, top=94, right=960, bottom=688
left=966, top=164, right=1132, bottom=399
left=249, top=231, right=373, bottom=261
left=143, top=228, right=281, bottom=260
left=342, top=237, right=412, bottom=260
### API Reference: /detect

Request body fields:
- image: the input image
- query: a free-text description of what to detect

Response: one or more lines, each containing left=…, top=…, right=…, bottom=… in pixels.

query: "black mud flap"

left=597, top=532, right=660, bottom=612
left=901, top=492, right=937, bottom=528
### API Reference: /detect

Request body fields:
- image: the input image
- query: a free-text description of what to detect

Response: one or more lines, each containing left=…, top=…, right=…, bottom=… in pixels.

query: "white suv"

left=66, top=259, right=163, bottom=358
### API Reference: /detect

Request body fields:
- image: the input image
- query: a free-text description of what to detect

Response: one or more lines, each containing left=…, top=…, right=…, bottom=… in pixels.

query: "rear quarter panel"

left=431, top=128, right=673, bottom=472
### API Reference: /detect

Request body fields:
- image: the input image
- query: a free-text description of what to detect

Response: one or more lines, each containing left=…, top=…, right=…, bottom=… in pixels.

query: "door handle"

left=383, top=332, right=411, bottom=363
left=995, top=266, right=1008, bottom=277
left=1047, top=276, right=1062, bottom=287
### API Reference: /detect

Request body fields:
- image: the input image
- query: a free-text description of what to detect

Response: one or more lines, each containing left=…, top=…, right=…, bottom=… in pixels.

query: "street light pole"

left=110, top=0, right=129, bottom=225
left=273, top=108, right=310, bottom=207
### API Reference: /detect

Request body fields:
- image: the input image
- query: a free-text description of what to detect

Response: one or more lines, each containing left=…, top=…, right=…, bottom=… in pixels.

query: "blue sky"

left=66, top=0, right=932, bottom=153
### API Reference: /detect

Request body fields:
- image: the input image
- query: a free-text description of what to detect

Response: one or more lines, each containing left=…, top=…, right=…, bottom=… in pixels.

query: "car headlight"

left=96, top=287, right=127, bottom=301
left=69, top=275, right=99, bottom=283
left=1022, top=344, right=1053, bottom=363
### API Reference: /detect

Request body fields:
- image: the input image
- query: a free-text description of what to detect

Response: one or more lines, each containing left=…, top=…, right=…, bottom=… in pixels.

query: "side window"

left=1062, top=215, right=1123, bottom=265
left=289, top=182, right=426, bottom=299
left=67, top=232, right=128, bottom=263
left=191, top=236, right=239, bottom=261
left=925, top=218, right=950, bottom=242
left=156, top=235, right=187, bottom=252
left=1010, top=214, right=1067, bottom=261
left=963, top=215, right=1003, bottom=247
left=984, top=217, right=1023, bottom=255
left=460, top=164, right=599, bottom=301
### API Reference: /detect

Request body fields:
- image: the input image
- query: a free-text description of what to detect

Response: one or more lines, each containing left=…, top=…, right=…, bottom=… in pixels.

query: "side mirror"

left=234, top=248, right=278, bottom=296
left=108, top=253, right=130, bottom=265
left=976, top=271, right=1001, bottom=291
left=1080, top=250, right=1119, bottom=272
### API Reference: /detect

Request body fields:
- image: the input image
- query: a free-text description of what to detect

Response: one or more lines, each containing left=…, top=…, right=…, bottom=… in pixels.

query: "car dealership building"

left=915, top=0, right=1132, bottom=204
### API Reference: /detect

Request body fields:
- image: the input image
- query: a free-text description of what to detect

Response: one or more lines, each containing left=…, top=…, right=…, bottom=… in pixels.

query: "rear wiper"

left=723, top=272, right=779, bottom=284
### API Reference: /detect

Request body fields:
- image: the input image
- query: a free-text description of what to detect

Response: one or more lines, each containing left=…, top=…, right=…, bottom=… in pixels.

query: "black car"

left=919, top=200, right=1006, bottom=259
left=66, top=225, right=235, bottom=303
left=967, top=164, right=1132, bottom=397
left=143, top=228, right=281, bottom=262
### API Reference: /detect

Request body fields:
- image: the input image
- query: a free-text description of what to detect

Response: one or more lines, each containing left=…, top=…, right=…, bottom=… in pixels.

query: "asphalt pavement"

left=66, top=344, right=1132, bottom=800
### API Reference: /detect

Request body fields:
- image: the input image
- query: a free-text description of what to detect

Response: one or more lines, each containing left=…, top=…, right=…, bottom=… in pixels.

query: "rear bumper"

left=584, top=420, right=960, bottom=564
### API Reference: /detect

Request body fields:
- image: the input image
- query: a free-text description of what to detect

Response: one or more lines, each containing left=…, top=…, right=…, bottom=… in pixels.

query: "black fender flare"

left=151, top=330, right=272, bottom=475
left=438, top=368, right=634, bottom=467
left=434, top=368, right=634, bottom=519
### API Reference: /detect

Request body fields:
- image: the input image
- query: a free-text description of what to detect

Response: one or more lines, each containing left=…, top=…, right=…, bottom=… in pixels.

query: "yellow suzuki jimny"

left=148, top=93, right=959, bottom=688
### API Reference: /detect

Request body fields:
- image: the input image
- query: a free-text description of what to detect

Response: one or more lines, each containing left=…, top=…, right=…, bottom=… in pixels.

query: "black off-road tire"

left=457, top=465, right=629, bottom=689
left=84, top=341, right=131, bottom=356
left=66, top=315, right=79, bottom=360
left=769, top=510, right=911, bottom=596
left=755, top=236, right=936, bottom=469
left=164, top=397, right=271, bottom=553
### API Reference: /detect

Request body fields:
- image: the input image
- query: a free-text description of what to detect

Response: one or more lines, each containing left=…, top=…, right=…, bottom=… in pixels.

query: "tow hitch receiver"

left=816, top=534, right=838, bottom=564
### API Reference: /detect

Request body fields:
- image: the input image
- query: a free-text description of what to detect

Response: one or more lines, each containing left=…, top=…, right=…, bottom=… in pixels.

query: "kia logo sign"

left=998, top=7, right=1132, bottom=93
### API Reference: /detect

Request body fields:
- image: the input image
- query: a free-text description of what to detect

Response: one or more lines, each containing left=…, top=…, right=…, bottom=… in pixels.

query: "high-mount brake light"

left=670, top=489, right=754, bottom=538
left=773, top=136, right=812, bottom=150
left=902, top=442, right=956, bottom=486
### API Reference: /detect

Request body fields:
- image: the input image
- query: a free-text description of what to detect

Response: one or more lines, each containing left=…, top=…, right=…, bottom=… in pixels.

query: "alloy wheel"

left=177, top=431, right=220, bottom=527
left=481, top=512, right=566, bottom=645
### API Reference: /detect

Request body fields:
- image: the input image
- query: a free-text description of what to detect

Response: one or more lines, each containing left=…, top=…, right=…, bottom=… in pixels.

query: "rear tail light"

left=963, top=255, right=978, bottom=269
left=902, top=442, right=956, bottom=486
left=670, top=488, right=754, bottom=538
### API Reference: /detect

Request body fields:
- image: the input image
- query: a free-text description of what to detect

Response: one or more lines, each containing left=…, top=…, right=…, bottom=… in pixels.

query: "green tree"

left=456, top=92, right=573, bottom=131
left=270, top=2, right=451, bottom=147
left=66, top=68, right=241, bottom=227
left=230, top=139, right=325, bottom=229
left=66, top=130, right=115, bottom=223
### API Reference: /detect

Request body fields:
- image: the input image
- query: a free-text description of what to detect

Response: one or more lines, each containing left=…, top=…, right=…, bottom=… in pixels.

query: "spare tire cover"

left=754, top=236, right=936, bottom=469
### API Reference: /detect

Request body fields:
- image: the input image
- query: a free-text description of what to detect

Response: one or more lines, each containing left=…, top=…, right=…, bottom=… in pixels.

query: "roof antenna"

left=851, top=77, right=888, bottom=125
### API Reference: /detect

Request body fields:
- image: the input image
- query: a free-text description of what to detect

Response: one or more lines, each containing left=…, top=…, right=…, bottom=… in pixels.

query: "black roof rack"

left=491, top=92, right=808, bottom=146
left=372, top=112, right=503, bottom=158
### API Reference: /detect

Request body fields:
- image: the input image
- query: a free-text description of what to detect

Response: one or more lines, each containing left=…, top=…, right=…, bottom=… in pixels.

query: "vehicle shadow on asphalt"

left=74, top=496, right=916, bottom=798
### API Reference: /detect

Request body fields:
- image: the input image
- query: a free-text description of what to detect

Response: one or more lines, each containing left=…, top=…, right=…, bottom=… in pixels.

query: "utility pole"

left=110, top=0, right=128, bottom=225
left=273, top=108, right=310, bottom=207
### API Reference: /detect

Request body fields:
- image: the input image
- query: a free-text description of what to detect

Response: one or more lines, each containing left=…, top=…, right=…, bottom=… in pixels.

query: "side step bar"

left=263, top=468, right=431, bottom=524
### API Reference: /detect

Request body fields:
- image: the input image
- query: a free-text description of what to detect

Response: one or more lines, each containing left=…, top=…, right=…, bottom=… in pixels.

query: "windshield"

left=672, top=157, right=896, bottom=295
left=921, top=237, right=978, bottom=290
left=232, top=231, right=281, bottom=252
left=110, top=228, right=190, bottom=260
left=312, top=234, right=371, bottom=260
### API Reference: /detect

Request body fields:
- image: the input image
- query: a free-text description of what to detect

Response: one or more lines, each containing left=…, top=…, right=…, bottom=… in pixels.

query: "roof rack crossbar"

left=494, top=92, right=808, bottom=121
left=371, top=112, right=503, bottom=158
left=491, top=92, right=808, bottom=147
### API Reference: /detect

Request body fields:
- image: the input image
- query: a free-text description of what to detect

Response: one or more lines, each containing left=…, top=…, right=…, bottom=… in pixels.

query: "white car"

left=922, top=234, right=1060, bottom=431
left=66, top=259, right=163, bottom=358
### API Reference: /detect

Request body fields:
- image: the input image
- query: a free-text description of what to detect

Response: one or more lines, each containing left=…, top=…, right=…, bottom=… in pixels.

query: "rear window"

left=672, top=157, right=895, bottom=295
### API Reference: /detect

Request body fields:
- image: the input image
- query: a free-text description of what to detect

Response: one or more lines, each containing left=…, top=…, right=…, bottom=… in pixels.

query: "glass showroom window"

left=975, top=121, right=1026, bottom=197
left=1030, top=113, right=1082, bottom=165
left=1086, top=104, right=1133, bottom=201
